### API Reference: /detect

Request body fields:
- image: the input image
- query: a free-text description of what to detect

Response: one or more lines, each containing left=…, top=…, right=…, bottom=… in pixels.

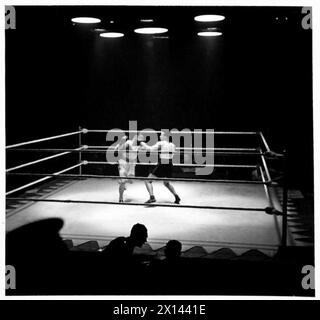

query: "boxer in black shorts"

left=140, top=131, right=181, bottom=204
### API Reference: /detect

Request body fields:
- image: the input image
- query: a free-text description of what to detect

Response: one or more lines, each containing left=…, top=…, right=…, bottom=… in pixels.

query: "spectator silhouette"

left=102, top=223, right=148, bottom=262
left=101, top=223, right=148, bottom=293
left=6, top=218, right=69, bottom=294
left=147, top=240, right=184, bottom=294
left=164, top=240, right=182, bottom=262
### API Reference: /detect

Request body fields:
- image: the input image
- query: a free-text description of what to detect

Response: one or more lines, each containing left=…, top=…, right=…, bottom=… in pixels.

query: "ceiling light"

left=197, top=31, right=223, bottom=37
left=94, top=28, right=107, bottom=32
left=100, top=32, right=124, bottom=38
left=71, top=17, right=101, bottom=24
left=134, top=27, right=168, bottom=34
left=194, top=15, right=225, bottom=22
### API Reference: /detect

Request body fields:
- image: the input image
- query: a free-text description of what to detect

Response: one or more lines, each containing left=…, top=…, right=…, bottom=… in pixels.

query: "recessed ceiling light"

left=134, top=27, right=168, bottom=34
left=100, top=32, right=124, bottom=38
left=140, top=19, right=154, bottom=23
left=206, top=27, right=219, bottom=31
left=71, top=17, right=101, bottom=24
left=194, top=15, right=225, bottom=22
left=197, top=31, right=223, bottom=37
left=94, top=28, right=107, bottom=32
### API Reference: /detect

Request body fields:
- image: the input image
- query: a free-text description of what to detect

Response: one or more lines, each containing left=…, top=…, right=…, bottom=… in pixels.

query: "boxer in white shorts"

left=115, top=133, right=144, bottom=202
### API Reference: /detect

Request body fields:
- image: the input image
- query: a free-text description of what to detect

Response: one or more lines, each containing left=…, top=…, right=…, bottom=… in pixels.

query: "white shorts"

left=118, top=159, right=136, bottom=183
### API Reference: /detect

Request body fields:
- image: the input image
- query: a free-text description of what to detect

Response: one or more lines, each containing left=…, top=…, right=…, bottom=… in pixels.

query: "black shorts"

left=151, top=162, right=173, bottom=178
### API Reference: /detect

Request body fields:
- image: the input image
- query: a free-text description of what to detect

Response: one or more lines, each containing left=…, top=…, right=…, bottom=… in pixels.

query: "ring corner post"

left=259, top=131, right=271, bottom=153
left=78, top=126, right=82, bottom=176
left=281, top=149, right=288, bottom=247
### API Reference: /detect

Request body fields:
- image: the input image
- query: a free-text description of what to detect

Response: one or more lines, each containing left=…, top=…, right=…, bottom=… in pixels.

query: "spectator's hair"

left=165, top=240, right=182, bottom=259
left=130, top=223, right=148, bottom=238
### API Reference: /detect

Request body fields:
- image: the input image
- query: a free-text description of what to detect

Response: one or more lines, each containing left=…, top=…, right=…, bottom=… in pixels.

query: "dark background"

left=5, top=6, right=313, bottom=191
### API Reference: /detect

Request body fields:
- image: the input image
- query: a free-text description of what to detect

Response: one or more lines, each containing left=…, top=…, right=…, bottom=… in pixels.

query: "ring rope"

left=86, top=160, right=257, bottom=169
left=5, top=196, right=268, bottom=212
left=6, top=147, right=83, bottom=173
left=104, top=150, right=259, bottom=156
left=259, top=131, right=271, bottom=152
left=6, top=171, right=271, bottom=186
left=88, top=129, right=258, bottom=135
left=7, top=147, right=259, bottom=152
left=5, top=147, right=264, bottom=156
left=259, top=165, right=277, bottom=212
left=260, top=154, right=272, bottom=182
left=104, top=146, right=256, bottom=151
left=6, top=163, right=82, bottom=196
left=6, top=130, right=82, bottom=149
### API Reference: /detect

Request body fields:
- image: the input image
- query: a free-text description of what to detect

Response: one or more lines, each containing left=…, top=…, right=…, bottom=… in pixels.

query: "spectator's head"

left=165, top=240, right=182, bottom=260
left=6, top=218, right=67, bottom=262
left=130, top=223, right=148, bottom=247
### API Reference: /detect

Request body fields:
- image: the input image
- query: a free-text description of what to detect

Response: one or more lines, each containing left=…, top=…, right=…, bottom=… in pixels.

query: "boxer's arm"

left=139, top=141, right=149, bottom=150
left=115, top=136, right=128, bottom=151
left=149, top=141, right=162, bottom=151
left=139, top=141, right=161, bottom=155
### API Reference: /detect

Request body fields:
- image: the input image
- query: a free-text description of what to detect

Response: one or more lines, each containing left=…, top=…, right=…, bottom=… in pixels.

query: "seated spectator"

left=164, top=240, right=182, bottom=262
left=102, top=223, right=148, bottom=262
left=6, top=218, right=69, bottom=294
left=145, top=240, right=185, bottom=294
left=101, top=223, right=148, bottom=293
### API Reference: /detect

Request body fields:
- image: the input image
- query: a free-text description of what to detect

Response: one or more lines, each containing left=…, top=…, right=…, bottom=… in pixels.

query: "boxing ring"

left=6, top=128, right=289, bottom=256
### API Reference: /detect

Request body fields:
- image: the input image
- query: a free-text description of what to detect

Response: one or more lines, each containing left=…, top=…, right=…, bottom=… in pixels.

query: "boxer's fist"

left=139, top=141, right=147, bottom=148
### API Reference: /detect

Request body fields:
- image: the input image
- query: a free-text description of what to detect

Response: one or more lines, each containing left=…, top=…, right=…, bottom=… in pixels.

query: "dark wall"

left=5, top=6, right=313, bottom=190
